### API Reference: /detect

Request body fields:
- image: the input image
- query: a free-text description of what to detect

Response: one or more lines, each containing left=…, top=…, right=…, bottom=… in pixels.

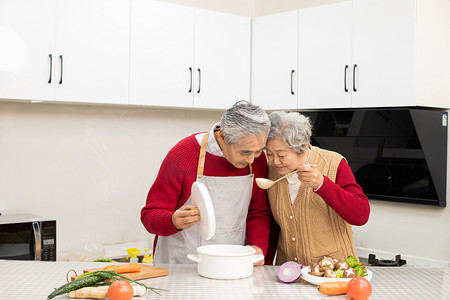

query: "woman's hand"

left=297, top=164, right=324, bottom=190
left=247, top=245, right=265, bottom=266
left=172, top=205, right=200, bottom=230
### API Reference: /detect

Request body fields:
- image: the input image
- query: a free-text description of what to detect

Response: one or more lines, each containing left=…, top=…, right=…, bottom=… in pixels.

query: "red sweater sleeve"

left=140, top=135, right=199, bottom=237
left=245, top=152, right=271, bottom=255
left=315, top=159, right=370, bottom=226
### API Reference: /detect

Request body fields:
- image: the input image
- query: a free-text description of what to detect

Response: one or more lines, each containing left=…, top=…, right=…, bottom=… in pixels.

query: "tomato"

left=347, top=276, right=372, bottom=300
left=107, top=280, right=134, bottom=300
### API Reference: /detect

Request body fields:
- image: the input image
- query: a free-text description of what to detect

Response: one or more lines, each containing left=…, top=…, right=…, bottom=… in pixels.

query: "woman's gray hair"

left=220, top=100, right=270, bottom=144
left=268, top=111, right=312, bottom=154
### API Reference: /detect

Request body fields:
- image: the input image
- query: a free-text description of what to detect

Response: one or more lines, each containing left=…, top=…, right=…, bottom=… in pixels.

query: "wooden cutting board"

left=71, top=264, right=168, bottom=281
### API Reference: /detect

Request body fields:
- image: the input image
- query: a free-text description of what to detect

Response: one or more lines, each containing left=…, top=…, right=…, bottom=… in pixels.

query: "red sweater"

left=141, top=133, right=272, bottom=255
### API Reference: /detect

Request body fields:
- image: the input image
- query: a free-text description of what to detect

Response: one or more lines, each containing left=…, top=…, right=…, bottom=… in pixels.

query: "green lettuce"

left=345, top=255, right=367, bottom=277
left=334, top=269, right=344, bottom=278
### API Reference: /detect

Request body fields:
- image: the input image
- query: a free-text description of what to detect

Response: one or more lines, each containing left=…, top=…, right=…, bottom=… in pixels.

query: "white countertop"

left=0, top=260, right=449, bottom=299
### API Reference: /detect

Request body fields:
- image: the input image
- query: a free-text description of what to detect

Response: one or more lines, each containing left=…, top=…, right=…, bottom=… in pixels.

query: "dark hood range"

left=301, top=108, right=448, bottom=207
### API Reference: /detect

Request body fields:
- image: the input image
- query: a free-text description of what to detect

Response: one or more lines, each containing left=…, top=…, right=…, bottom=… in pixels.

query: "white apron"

left=154, top=132, right=254, bottom=264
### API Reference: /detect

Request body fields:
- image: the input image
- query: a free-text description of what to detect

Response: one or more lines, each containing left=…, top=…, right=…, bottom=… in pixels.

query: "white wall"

left=1, top=101, right=449, bottom=263
left=0, top=101, right=222, bottom=255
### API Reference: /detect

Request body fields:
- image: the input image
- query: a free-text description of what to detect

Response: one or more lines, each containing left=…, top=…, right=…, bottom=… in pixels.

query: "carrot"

left=104, top=263, right=141, bottom=274
left=317, top=281, right=349, bottom=295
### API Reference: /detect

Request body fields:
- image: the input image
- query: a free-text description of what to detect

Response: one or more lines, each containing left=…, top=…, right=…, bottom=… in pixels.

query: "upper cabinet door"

left=298, top=1, right=353, bottom=109
left=55, top=0, right=130, bottom=104
left=130, top=0, right=195, bottom=108
left=0, top=0, right=56, bottom=101
left=251, top=10, right=298, bottom=110
left=351, top=0, right=415, bottom=108
left=194, top=9, right=251, bottom=109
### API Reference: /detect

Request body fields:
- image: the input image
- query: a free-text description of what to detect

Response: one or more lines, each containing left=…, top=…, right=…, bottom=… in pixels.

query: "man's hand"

left=172, top=205, right=200, bottom=230
left=247, top=245, right=265, bottom=266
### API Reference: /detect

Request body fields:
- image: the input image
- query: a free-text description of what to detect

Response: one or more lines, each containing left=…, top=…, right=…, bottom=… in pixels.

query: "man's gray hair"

left=220, top=100, right=270, bottom=144
left=268, top=111, right=312, bottom=154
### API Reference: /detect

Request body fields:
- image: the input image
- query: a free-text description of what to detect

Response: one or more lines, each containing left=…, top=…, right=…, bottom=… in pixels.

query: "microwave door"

left=31, top=221, right=41, bottom=260
left=0, top=222, right=33, bottom=260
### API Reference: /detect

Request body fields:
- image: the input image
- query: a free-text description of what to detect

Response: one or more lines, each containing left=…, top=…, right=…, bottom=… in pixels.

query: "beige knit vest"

left=267, top=146, right=357, bottom=266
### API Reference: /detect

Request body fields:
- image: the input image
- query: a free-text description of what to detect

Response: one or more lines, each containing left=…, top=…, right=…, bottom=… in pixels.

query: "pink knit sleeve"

left=314, top=159, right=370, bottom=226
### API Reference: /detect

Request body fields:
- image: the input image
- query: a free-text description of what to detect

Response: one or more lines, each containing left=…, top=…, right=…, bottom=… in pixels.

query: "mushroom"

left=324, top=269, right=337, bottom=278
left=335, top=261, right=350, bottom=270
left=310, top=271, right=325, bottom=277
left=343, top=268, right=357, bottom=278
left=318, top=257, right=335, bottom=270
left=311, top=262, right=321, bottom=273
left=317, top=255, right=333, bottom=263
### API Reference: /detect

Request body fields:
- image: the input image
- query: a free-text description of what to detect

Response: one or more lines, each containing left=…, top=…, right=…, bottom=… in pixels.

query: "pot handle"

left=252, top=254, right=265, bottom=264
left=187, top=254, right=201, bottom=263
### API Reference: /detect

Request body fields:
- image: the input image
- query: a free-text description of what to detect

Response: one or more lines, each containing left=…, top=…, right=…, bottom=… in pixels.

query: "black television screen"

left=300, top=109, right=447, bottom=207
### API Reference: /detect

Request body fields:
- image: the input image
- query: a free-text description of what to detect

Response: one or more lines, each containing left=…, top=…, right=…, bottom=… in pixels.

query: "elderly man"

left=141, top=101, right=271, bottom=265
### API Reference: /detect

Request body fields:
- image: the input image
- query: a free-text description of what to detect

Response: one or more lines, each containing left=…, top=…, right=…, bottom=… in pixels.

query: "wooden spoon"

left=255, top=165, right=317, bottom=190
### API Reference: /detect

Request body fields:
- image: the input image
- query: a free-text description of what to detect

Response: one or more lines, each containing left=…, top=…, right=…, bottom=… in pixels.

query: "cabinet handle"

left=188, top=67, right=192, bottom=93
left=291, top=70, right=295, bottom=95
left=48, top=54, right=53, bottom=84
left=59, top=55, right=63, bottom=84
left=344, top=65, right=348, bottom=92
left=353, top=64, right=357, bottom=92
left=197, top=68, right=201, bottom=93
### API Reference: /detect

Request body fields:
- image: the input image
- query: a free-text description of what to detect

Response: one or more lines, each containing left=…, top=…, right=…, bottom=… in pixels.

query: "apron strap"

left=197, top=132, right=209, bottom=176
left=197, top=131, right=253, bottom=176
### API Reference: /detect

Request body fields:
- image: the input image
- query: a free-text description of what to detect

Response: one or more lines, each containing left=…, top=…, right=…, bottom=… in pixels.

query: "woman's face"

left=266, top=137, right=304, bottom=175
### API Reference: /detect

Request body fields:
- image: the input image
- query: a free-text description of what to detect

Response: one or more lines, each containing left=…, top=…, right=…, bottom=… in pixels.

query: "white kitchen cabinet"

left=351, top=0, right=415, bottom=108
left=298, top=1, right=352, bottom=109
left=353, top=0, right=450, bottom=109
left=54, top=0, right=130, bottom=104
left=129, top=0, right=194, bottom=108
left=0, top=0, right=55, bottom=101
left=0, top=0, right=130, bottom=105
left=251, top=10, right=299, bottom=110
left=193, top=9, right=250, bottom=109
left=296, top=0, right=450, bottom=109
left=130, top=0, right=250, bottom=109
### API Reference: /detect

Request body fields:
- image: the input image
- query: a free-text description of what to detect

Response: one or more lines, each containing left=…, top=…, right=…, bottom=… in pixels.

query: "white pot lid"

left=191, top=182, right=216, bottom=240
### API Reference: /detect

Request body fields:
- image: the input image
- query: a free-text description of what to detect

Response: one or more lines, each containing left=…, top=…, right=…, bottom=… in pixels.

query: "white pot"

left=187, top=244, right=264, bottom=279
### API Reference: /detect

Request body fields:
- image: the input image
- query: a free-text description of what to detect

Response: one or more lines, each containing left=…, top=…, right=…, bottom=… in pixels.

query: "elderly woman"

left=142, top=101, right=272, bottom=265
left=265, top=111, right=370, bottom=266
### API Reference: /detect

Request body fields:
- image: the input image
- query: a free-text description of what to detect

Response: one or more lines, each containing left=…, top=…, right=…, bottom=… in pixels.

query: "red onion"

left=277, top=261, right=303, bottom=283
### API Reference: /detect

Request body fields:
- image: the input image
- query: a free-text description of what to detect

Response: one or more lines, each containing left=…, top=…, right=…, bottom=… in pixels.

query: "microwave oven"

left=0, top=213, right=56, bottom=261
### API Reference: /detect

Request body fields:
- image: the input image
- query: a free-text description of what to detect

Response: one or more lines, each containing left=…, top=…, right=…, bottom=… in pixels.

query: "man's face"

left=218, top=131, right=268, bottom=169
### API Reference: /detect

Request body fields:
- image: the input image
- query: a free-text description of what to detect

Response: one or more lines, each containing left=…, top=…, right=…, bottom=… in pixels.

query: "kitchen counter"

left=0, top=260, right=449, bottom=299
